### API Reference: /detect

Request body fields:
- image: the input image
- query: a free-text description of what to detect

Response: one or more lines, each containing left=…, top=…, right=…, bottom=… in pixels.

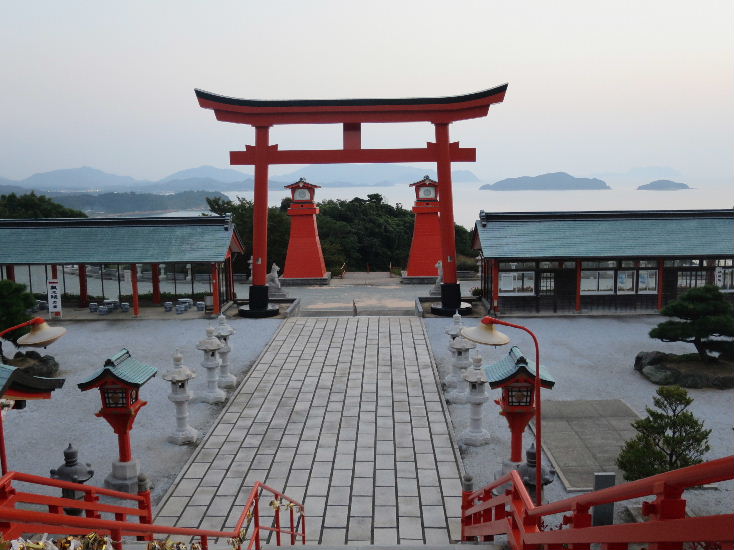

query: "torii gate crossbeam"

left=196, top=85, right=507, bottom=316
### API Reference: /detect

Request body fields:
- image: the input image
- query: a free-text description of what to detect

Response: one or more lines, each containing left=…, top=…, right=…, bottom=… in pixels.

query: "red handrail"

left=462, top=455, right=734, bottom=550
left=0, top=472, right=306, bottom=550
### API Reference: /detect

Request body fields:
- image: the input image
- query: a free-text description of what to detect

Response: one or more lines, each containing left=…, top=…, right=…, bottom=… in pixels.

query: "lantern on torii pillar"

left=484, top=346, right=554, bottom=463
left=282, top=178, right=328, bottom=282
left=77, top=349, right=157, bottom=493
left=405, top=176, right=442, bottom=278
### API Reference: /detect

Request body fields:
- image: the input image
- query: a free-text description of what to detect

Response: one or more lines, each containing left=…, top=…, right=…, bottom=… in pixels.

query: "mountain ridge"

left=480, top=172, right=611, bottom=191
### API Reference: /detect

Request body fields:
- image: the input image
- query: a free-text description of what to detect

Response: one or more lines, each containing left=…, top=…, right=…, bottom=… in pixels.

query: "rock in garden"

left=641, top=364, right=680, bottom=385
left=634, top=351, right=668, bottom=371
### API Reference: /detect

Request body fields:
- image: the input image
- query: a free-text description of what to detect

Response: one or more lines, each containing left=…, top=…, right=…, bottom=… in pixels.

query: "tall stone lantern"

left=197, top=326, right=225, bottom=404
left=77, top=349, right=157, bottom=493
left=162, top=349, right=198, bottom=445
left=214, top=314, right=236, bottom=389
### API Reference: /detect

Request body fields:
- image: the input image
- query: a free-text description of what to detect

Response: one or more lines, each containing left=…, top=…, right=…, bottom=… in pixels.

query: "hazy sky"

left=2, top=1, right=732, bottom=187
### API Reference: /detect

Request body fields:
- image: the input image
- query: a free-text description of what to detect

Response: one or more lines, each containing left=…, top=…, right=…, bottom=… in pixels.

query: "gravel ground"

left=424, top=315, right=734, bottom=519
left=4, top=317, right=281, bottom=503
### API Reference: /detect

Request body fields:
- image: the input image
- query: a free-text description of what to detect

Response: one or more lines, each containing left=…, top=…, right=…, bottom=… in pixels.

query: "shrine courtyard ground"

left=5, top=291, right=732, bottom=542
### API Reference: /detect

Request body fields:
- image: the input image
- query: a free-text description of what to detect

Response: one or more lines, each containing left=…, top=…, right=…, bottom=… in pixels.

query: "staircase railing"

left=0, top=471, right=305, bottom=550
left=462, top=455, right=734, bottom=550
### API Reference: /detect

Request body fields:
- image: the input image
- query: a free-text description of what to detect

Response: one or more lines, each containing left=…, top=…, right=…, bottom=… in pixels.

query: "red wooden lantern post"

left=485, top=346, right=555, bottom=464
left=77, top=349, right=157, bottom=493
left=195, top=85, right=507, bottom=316
left=282, top=178, right=328, bottom=281
left=405, top=176, right=442, bottom=278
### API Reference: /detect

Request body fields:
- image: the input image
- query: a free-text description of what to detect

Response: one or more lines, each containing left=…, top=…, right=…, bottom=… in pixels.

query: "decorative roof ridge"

left=478, top=209, right=733, bottom=223
left=195, top=85, right=509, bottom=109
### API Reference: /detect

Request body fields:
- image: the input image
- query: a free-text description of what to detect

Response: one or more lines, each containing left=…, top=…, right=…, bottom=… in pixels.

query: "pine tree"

left=617, top=385, right=711, bottom=481
left=649, top=285, right=734, bottom=362
left=0, top=280, right=35, bottom=361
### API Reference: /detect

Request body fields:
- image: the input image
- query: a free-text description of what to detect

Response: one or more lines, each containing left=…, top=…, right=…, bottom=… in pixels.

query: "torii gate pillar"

left=195, top=85, right=507, bottom=316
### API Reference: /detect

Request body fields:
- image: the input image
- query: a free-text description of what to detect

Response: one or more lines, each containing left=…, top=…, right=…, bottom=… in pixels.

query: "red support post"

left=575, top=260, right=582, bottom=312
left=130, top=264, right=140, bottom=316
left=51, top=265, right=58, bottom=279
left=5, top=265, right=15, bottom=282
left=252, top=126, right=270, bottom=287
left=212, top=263, right=220, bottom=315
left=137, top=484, right=153, bottom=542
left=657, top=258, right=665, bottom=311
left=78, top=264, right=88, bottom=307
left=434, top=122, right=458, bottom=286
left=491, top=260, right=500, bottom=313
left=151, top=264, right=161, bottom=304
left=118, top=432, right=133, bottom=463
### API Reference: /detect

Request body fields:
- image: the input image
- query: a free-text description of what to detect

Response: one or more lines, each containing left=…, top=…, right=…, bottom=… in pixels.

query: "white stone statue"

left=435, top=260, right=444, bottom=284
left=267, top=263, right=281, bottom=289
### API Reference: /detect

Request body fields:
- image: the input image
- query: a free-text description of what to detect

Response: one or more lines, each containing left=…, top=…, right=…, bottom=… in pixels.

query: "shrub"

left=616, top=385, right=711, bottom=481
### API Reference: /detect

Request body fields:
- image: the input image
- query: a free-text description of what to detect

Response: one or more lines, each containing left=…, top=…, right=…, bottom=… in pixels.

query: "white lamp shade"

left=16, top=321, right=66, bottom=347
left=461, top=322, right=510, bottom=347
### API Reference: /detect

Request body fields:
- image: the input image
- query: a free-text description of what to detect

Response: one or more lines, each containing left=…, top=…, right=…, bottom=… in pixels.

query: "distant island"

left=480, top=172, right=610, bottom=191
left=637, top=179, right=691, bottom=191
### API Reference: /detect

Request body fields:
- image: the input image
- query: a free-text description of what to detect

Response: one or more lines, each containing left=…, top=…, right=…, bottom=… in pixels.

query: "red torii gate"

left=196, top=85, right=507, bottom=316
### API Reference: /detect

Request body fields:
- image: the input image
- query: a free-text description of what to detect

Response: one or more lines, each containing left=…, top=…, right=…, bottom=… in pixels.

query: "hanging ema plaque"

left=47, top=280, right=62, bottom=317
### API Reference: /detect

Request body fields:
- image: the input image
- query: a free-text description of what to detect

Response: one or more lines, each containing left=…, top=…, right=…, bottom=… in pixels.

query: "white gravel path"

left=4, top=317, right=281, bottom=503
left=424, top=315, right=733, bottom=518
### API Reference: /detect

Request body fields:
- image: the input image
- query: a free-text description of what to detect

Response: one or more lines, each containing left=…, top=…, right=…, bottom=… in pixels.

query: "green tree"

left=0, top=192, right=87, bottom=218
left=616, top=385, right=711, bottom=481
left=649, top=285, right=734, bottom=362
left=0, top=280, right=35, bottom=361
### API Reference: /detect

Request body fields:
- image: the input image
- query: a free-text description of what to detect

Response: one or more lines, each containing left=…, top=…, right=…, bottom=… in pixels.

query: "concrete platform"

left=155, top=317, right=465, bottom=545
left=531, top=399, right=641, bottom=491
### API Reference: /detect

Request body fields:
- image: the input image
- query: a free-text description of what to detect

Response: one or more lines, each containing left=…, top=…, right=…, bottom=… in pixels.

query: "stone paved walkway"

left=155, top=317, right=464, bottom=545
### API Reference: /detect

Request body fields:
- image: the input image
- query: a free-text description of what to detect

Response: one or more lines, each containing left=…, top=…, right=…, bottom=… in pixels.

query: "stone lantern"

left=162, top=349, right=198, bottom=445
left=445, top=336, right=475, bottom=404
left=50, top=443, right=94, bottom=515
left=485, top=346, right=554, bottom=463
left=197, top=326, right=225, bottom=404
left=517, top=443, right=556, bottom=502
left=460, top=350, right=491, bottom=446
left=77, top=349, right=157, bottom=493
left=214, top=314, right=236, bottom=389
left=444, top=313, right=464, bottom=389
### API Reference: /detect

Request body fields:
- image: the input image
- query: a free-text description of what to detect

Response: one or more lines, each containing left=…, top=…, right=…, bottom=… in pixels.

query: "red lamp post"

left=0, top=317, right=67, bottom=475
left=462, top=316, right=548, bottom=505
left=77, top=349, right=157, bottom=492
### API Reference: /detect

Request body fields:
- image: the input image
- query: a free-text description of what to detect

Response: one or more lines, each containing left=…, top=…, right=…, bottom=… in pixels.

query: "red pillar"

left=78, top=264, right=88, bottom=307
left=130, top=264, right=139, bottom=316
left=151, top=264, right=161, bottom=304
left=117, top=432, right=133, bottom=463
left=575, top=260, right=582, bottom=312
left=51, top=265, right=58, bottom=279
left=491, top=259, right=500, bottom=313
left=249, top=125, right=271, bottom=310
left=657, top=258, right=665, bottom=310
left=434, top=123, right=458, bottom=285
left=5, top=265, right=15, bottom=282
left=212, top=263, right=221, bottom=315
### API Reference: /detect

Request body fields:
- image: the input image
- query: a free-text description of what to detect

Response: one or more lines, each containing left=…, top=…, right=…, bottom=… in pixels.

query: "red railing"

left=462, top=455, right=734, bottom=550
left=0, top=472, right=305, bottom=550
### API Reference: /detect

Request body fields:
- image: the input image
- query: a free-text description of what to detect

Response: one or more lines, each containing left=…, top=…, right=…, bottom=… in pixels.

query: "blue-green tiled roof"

left=485, top=346, right=555, bottom=389
left=78, top=349, right=157, bottom=390
left=0, top=363, right=65, bottom=396
left=0, top=217, right=243, bottom=264
left=475, top=210, right=733, bottom=259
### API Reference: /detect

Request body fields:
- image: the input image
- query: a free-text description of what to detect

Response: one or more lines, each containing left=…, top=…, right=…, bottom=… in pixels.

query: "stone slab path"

left=155, top=317, right=464, bottom=545
left=531, top=399, right=641, bottom=491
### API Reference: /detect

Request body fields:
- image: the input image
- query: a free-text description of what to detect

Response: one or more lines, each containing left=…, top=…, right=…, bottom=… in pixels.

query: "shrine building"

left=0, top=216, right=244, bottom=315
left=473, top=209, right=734, bottom=314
